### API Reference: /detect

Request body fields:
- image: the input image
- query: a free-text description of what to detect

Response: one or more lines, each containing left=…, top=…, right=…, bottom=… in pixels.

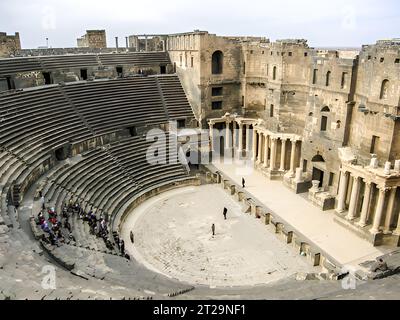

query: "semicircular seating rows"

left=0, top=71, right=196, bottom=299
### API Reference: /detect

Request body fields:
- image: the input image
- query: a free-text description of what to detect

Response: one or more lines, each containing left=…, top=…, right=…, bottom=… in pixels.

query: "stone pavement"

left=211, top=161, right=394, bottom=269
left=122, top=185, right=317, bottom=288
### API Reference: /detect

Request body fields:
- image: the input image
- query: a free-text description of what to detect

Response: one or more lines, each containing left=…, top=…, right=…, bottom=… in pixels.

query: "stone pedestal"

left=370, top=157, right=378, bottom=168
left=395, top=160, right=400, bottom=172
left=295, top=168, right=303, bottom=183
left=384, top=161, right=391, bottom=175
left=311, top=180, right=320, bottom=190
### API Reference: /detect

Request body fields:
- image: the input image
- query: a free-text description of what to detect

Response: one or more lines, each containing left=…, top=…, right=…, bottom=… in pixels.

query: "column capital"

left=377, top=185, right=391, bottom=192
left=362, top=179, right=373, bottom=187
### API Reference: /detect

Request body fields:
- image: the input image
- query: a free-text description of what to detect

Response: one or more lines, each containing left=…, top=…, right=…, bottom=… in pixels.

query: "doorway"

left=116, top=66, right=123, bottom=77
left=6, top=76, right=15, bottom=90
left=43, top=72, right=52, bottom=85
left=312, top=167, right=324, bottom=188
left=80, top=69, right=88, bottom=80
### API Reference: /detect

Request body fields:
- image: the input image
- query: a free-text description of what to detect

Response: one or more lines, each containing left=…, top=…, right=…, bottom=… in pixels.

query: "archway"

left=211, top=51, right=223, bottom=74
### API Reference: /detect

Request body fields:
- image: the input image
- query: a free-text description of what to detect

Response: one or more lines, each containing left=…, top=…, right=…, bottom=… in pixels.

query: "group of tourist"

left=65, top=199, right=116, bottom=251
left=36, top=206, right=67, bottom=246
left=36, top=193, right=131, bottom=258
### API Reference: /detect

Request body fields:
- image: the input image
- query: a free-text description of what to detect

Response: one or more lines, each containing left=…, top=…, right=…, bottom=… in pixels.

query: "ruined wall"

left=242, top=40, right=311, bottom=134
left=241, top=42, right=269, bottom=118
left=167, top=33, right=202, bottom=122
left=301, top=50, right=356, bottom=192
left=270, top=40, right=311, bottom=134
left=0, top=32, right=21, bottom=58
left=128, top=35, right=166, bottom=51
left=199, top=33, right=242, bottom=124
left=348, top=40, right=400, bottom=165
left=77, top=30, right=107, bottom=48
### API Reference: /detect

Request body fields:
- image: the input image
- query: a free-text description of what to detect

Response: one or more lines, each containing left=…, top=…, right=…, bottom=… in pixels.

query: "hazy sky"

left=0, top=0, right=399, bottom=49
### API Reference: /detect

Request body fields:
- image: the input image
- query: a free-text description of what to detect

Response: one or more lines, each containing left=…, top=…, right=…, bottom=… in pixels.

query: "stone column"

left=245, top=124, right=251, bottom=155
left=232, top=122, right=237, bottom=152
left=346, top=175, right=361, bottom=220
left=257, top=132, right=263, bottom=163
left=393, top=210, right=400, bottom=236
left=269, top=138, right=277, bottom=171
left=225, top=121, right=232, bottom=149
left=370, top=186, right=388, bottom=234
left=145, top=36, right=148, bottom=51
left=251, top=128, right=257, bottom=161
left=238, top=123, right=243, bottom=154
left=263, top=134, right=269, bottom=167
left=357, top=180, right=372, bottom=227
left=336, top=170, right=349, bottom=213
left=280, top=138, right=287, bottom=171
left=289, top=139, right=296, bottom=175
left=384, top=187, right=397, bottom=234
left=209, top=123, right=214, bottom=151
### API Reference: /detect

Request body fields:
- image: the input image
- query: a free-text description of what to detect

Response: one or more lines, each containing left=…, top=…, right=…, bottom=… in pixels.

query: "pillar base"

left=345, top=215, right=356, bottom=221
left=356, top=221, right=368, bottom=228
left=334, top=214, right=385, bottom=246
left=383, top=230, right=393, bottom=235
left=369, top=228, right=381, bottom=235
left=287, top=170, right=295, bottom=178
left=335, top=208, right=346, bottom=214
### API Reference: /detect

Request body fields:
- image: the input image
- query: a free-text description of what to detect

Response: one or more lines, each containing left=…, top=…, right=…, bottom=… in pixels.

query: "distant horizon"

left=1, top=0, right=399, bottom=49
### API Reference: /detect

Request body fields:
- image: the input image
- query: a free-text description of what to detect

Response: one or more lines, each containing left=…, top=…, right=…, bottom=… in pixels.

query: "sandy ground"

left=121, top=185, right=315, bottom=288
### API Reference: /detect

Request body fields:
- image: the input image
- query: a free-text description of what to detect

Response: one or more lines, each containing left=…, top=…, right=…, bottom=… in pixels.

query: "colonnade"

left=208, top=118, right=301, bottom=175
left=252, top=130, right=300, bottom=174
left=336, top=169, right=400, bottom=235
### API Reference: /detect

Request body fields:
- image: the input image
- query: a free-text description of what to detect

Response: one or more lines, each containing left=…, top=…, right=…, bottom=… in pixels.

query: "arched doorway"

left=311, top=154, right=325, bottom=188
left=211, top=51, right=223, bottom=74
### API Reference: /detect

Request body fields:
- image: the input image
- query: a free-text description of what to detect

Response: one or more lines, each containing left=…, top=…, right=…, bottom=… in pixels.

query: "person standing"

left=120, top=239, right=125, bottom=255
left=40, top=195, right=45, bottom=210
left=242, top=177, right=246, bottom=188
left=223, top=207, right=227, bottom=220
left=130, top=230, right=134, bottom=244
left=211, top=223, right=215, bottom=236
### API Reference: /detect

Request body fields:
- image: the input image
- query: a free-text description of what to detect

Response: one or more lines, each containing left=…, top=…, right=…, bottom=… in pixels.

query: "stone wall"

left=167, top=31, right=265, bottom=127
left=0, top=32, right=21, bottom=58
left=174, top=33, right=399, bottom=200
left=349, top=41, right=400, bottom=165
left=128, top=35, right=167, bottom=51
left=77, top=30, right=107, bottom=48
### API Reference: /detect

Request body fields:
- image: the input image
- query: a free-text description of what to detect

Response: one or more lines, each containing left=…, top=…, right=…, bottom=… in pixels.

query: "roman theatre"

left=0, top=30, right=399, bottom=299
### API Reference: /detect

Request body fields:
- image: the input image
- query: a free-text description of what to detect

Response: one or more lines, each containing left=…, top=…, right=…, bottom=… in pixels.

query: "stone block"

left=394, top=160, right=400, bottom=172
